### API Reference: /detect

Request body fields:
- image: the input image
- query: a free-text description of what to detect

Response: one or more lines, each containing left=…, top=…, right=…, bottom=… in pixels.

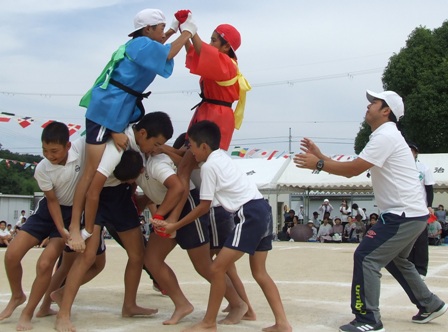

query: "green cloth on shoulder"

left=79, top=43, right=128, bottom=108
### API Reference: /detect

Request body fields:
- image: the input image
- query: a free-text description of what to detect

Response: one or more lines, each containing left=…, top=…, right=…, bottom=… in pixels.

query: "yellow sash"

left=216, top=60, right=251, bottom=130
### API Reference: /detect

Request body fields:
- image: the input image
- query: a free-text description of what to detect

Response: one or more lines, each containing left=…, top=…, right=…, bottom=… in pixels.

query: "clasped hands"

left=151, top=217, right=177, bottom=239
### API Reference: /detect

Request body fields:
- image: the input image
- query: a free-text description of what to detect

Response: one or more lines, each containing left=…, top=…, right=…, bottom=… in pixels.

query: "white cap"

left=128, top=9, right=166, bottom=37
left=324, top=199, right=329, bottom=203
left=366, top=90, right=404, bottom=121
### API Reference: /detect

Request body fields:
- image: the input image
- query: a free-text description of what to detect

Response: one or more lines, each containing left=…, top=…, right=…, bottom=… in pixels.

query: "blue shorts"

left=224, top=199, right=273, bottom=255
left=93, top=184, right=140, bottom=232
left=209, top=206, right=235, bottom=249
left=21, top=197, right=71, bottom=242
left=85, top=118, right=112, bottom=145
left=175, top=189, right=210, bottom=250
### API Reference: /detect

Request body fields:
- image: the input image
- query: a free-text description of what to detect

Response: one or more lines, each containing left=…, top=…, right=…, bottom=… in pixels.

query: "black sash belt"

left=191, top=93, right=232, bottom=110
left=109, top=78, right=151, bottom=122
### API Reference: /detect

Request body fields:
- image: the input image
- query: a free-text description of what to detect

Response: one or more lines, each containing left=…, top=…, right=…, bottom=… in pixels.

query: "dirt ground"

left=0, top=241, right=447, bottom=332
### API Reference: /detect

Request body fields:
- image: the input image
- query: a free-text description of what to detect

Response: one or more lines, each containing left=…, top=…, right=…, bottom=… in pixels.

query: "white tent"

left=275, top=154, right=448, bottom=193
left=234, top=157, right=290, bottom=190
left=277, top=156, right=372, bottom=192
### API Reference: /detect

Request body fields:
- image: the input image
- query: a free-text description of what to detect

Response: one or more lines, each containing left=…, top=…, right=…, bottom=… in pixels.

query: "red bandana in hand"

left=175, top=9, right=191, bottom=24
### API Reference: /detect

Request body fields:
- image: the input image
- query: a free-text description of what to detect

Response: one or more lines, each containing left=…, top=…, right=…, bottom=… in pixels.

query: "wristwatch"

left=316, top=159, right=324, bottom=171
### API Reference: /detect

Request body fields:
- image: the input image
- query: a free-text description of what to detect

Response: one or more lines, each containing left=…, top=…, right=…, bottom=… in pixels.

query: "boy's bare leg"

left=16, top=238, right=65, bottom=330
left=69, top=143, right=105, bottom=251
left=55, top=226, right=101, bottom=332
left=225, top=263, right=256, bottom=320
left=145, top=233, right=193, bottom=325
left=51, top=251, right=106, bottom=310
left=37, top=250, right=106, bottom=317
left=117, top=227, right=158, bottom=317
left=182, top=248, right=245, bottom=332
left=36, top=252, right=73, bottom=317
left=211, top=248, right=256, bottom=320
left=0, top=232, right=40, bottom=320
left=250, top=251, right=292, bottom=332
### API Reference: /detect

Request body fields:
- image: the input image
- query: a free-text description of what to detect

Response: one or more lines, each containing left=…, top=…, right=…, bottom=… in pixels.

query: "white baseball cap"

left=366, top=90, right=404, bottom=121
left=128, top=9, right=166, bottom=37
left=324, top=199, right=329, bottom=203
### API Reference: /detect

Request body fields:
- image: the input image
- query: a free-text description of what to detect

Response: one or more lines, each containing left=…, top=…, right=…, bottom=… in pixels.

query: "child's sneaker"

left=412, top=302, right=448, bottom=324
left=339, top=320, right=385, bottom=332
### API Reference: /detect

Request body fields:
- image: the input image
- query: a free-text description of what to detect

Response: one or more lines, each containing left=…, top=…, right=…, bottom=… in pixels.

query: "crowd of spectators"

left=279, top=200, right=448, bottom=244
left=0, top=209, right=49, bottom=248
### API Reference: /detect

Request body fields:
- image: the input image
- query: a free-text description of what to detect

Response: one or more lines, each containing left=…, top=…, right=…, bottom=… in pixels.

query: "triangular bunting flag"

left=17, top=117, right=34, bottom=128
left=231, top=146, right=241, bottom=157
left=257, top=150, right=270, bottom=158
left=246, top=148, right=259, bottom=158
left=67, top=123, right=82, bottom=136
left=41, top=120, right=55, bottom=128
left=267, top=150, right=279, bottom=160
left=0, top=112, right=14, bottom=122
left=239, top=147, right=248, bottom=158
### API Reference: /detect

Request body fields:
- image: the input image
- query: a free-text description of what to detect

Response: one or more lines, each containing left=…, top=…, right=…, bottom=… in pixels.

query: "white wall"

left=0, top=195, right=33, bottom=226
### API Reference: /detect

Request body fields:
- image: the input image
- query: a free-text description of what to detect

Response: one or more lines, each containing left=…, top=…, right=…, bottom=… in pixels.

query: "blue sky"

left=1, top=0, right=448, bottom=156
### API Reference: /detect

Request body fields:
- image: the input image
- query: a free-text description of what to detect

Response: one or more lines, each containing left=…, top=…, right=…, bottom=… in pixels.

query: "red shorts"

left=188, top=104, right=234, bottom=151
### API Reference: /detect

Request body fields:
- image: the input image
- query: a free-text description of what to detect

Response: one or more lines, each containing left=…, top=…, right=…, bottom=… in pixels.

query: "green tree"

left=354, top=121, right=371, bottom=155
left=0, top=148, right=42, bottom=195
left=355, top=21, right=448, bottom=153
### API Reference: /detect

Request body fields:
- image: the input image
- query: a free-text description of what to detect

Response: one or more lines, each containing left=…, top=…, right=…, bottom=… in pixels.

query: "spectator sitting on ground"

left=434, top=204, right=446, bottom=221
left=279, top=210, right=295, bottom=241
left=342, top=216, right=354, bottom=242
left=287, top=216, right=299, bottom=236
left=14, top=216, right=27, bottom=235
left=366, top=213, right=379, bottom=232
left=322, top=211, right=333, bottom=226
left=307, top=220, right=318, bottom=242
left=311, top=211, right=321, bottom=230
left=352, top=214, right=366, bottom=243
left=285, top=209, right=295, bottom=224
left=0, top=220, right=13, bottom=247
left=330, top=217, right=344, bottom=243
left=317, top=217, right=332, bottom=243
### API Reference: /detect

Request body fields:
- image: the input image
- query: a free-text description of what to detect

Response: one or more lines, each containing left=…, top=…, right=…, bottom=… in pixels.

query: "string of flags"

left=0, top=158, right=38, bottom=170
left=0, top=112, right=82, bottom=136
left=230, top=146, right=292, bottom=160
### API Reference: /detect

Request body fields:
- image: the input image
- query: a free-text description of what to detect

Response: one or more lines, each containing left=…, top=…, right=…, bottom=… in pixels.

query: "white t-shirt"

left=0, top=228, right=11, bottom=236
left=97, top=125, right=144, bottom=187
left=416, top=159, right=435, bottom=205
left=340, top=206, right=351, bottom=222
left=352, top=208, right=367, bottom=221
left=136, top=154, right=175, bottom=205
left=200, top=149, right=262, bottom=213
left=34, top=137, right=85, bottom=206
left=359, top=122, right=427, bottom=217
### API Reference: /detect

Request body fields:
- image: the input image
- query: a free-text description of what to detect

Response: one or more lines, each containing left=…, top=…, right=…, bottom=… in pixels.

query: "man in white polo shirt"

left=294, top=89, right=447, bottom=332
